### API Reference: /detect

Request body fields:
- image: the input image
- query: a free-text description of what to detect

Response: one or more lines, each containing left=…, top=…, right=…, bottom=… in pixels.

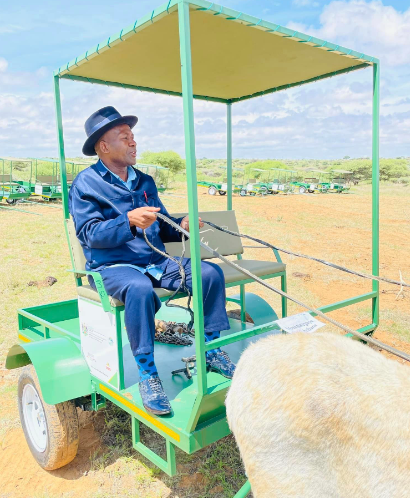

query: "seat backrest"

left=66, top=218, right=87, bottom=271
left=65, top=210, right=243, bottom=271
left=37, top=175, right=54, bottom=184
left=0, top=175, right=12, bottom=183
left=166, top=210, right=243, bottom=259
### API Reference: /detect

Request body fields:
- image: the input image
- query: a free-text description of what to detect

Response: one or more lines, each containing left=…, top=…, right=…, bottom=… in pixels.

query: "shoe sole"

left=142, top=404, right=172, bottom=416
left=207, top=365, right=234, bottom=379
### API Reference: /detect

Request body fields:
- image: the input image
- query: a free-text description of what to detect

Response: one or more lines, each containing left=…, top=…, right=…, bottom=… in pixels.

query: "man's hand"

left=128, top=206, right=160, bottom=229
left=180, top=216, right=204, bottom=232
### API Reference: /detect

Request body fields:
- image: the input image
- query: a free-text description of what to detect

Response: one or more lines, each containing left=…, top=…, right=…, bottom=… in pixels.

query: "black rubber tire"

left=6, top=198, right=17, bottom=205
left=18, top=365, right=79, bottom=470
left=218, top=190, right=227, bottom=195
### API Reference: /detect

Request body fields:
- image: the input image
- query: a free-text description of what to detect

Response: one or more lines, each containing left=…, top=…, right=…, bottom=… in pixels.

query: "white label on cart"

left=310, top=184, right=316, bottom=190
left=221, top=183, right=227, bottom=190
left=247, top=184, right=253, bottom=191
left=271, top=184, right=278, bottom=190
left=56, top=186, right=62, bottom=193
left=330, top=184, right=334, bottom=189
left=279, top=185, right=285, bottom=191
left=276, top=312, right=325, bottom=334
left=78, top=297, right=120, bottom=390
left=35, top=185, right=43, bottom=195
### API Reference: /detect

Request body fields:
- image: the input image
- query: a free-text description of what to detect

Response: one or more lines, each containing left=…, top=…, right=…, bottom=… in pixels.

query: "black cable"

left=153, top=213, right=410, bottom=363
left=143, top=229, right=194, bottom=331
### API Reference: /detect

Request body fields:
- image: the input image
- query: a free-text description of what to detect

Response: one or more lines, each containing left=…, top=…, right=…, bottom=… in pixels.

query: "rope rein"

left=147, top=213, right=410, bottom=363
left=204, top=221, right=410, bottom=289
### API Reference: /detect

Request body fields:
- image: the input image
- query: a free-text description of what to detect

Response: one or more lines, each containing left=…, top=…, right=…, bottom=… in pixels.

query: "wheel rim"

left=22, top=384, right=47, bottom=452
left=208, top=187, right=216, bottom=195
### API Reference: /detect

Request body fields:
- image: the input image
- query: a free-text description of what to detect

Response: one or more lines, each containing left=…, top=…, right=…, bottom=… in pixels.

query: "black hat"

left=82, top=106, right=138, bottom=156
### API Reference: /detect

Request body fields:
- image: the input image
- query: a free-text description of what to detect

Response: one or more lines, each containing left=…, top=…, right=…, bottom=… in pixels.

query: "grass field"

left=1, top=182, right=410, bottom=498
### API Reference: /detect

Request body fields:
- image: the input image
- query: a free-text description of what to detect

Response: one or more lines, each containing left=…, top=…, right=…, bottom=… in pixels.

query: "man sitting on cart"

left=69, top=107, right=235, bottom=416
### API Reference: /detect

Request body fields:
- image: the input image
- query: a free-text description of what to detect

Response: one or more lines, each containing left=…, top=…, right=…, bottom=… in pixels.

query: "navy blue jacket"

left=69, top=160, right=183, bottom=271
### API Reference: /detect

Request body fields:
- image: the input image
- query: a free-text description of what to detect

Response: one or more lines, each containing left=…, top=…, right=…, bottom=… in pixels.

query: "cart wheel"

left=260, top=187, right=268, bottom=195
left=218, top=190, right=227, bottom=195
left=6, top=198, right=17, bottom=205
left=240, top=189, right=247, bottom=196
left=208, top=186, right=217, bottom=195
left=18, top=365, right=79, bottom=470
left=272, top=191, right=279, bottom=195
left=249, top=192, right=256, bottom=196
left=299, top=186, right=306, bottom=194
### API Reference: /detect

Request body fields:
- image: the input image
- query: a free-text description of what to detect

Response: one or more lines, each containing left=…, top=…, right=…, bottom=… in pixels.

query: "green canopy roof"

left=55, top=0, right=377, bottom=103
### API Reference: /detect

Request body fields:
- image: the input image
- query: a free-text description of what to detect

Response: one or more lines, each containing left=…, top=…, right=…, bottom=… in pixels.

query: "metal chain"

left=154, top=213, right=410, bottom=363
left=155, top=322, right=193, bottom=346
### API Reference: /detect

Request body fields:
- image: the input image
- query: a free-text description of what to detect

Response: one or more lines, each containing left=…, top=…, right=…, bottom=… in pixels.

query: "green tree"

left=139, top=150, right=185, bottom=174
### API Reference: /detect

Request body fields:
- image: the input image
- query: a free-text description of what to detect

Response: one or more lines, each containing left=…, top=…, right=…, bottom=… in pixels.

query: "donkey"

left=226, top=332, right=410, bottom=498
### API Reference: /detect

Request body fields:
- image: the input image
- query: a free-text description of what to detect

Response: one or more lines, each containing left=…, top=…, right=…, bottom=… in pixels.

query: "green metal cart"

left=305, top=169, right=329, bottom=193
left=198, top=166, right=246, bottom=196
left=33, top=158, right=76, bottom=201
left=269, top=168, right=296, bottom=194
left=327, top=169, right=353, bottom=193
left=0, top=158, right=32, bottom=204
left=242, top=168, right=271, bottom=195
left=6, top=3, right=380, bottom=497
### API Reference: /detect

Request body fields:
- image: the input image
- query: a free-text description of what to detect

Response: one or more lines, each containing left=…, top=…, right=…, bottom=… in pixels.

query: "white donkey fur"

left=226, top=332, right=410, bottom=498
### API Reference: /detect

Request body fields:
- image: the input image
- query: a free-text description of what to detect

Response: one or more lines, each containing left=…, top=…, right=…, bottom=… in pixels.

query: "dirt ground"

left=1, top=182, right=410, bottom=498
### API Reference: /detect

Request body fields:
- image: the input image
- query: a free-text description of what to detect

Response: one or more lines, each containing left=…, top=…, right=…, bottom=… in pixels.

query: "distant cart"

left=32, top=158, right=76, bottom=201
left=290, top=169, right=327, bottom=194
left=198, top=166, right=245, bottom=195
left=305, top=169, right=329, bottom=193
left=242, top=168, right=271, bottom=196
left=136, top=163, right=170, bottom=192
left=0, top=158, right=32, bottom=205
left=269, top=168, right=296, bottom=194
left=327, top=169, right=353, bottom=193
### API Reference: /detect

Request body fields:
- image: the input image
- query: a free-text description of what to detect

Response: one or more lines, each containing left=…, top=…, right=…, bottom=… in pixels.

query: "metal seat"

left=77, top=284, right=173, bottom=307
left=216, top=259, right=285, bottom=284
left=67, top=210, right=286, bottom=309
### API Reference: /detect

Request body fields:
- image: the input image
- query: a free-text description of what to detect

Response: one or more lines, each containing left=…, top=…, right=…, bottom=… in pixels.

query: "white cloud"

left=0, top=2, right=410, bottom=160
left=288, top=0, right=410, bottom=66
left=0, top=24, right=24, bottom=34
left=0, top=58, right=8, bottom=72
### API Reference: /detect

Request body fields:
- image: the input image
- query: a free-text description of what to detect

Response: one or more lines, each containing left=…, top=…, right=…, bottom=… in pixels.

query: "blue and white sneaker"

left=206, top=350, right=236, bottom=379
left=139, top=376, right=172, bottom=415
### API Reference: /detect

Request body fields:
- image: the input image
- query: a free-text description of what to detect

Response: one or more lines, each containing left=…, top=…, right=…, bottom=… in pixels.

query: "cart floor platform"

left=17, top=298, right=281, bottom=436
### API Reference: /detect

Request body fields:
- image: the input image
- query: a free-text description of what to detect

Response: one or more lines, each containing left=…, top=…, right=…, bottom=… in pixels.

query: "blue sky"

left=1, top=0, right=410, bottom=159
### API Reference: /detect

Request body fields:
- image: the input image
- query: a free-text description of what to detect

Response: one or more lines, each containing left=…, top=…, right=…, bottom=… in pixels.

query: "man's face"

left=97, top=124, right=137, bottom=165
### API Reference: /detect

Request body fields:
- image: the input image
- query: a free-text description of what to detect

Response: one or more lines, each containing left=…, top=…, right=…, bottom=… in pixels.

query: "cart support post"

left=227, top=102, right=233, bottom=210
left=372, top=62, right=380, bottom=326
left=53, top=75, right=70, bottom=220
left=178, top=0, right=207, bottom=396
left=233, top=480, right=251, bottom=498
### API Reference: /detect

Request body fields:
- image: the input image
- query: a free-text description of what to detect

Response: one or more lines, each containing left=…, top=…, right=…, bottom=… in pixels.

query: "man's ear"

left=95, top=140, right=110, bottom=154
